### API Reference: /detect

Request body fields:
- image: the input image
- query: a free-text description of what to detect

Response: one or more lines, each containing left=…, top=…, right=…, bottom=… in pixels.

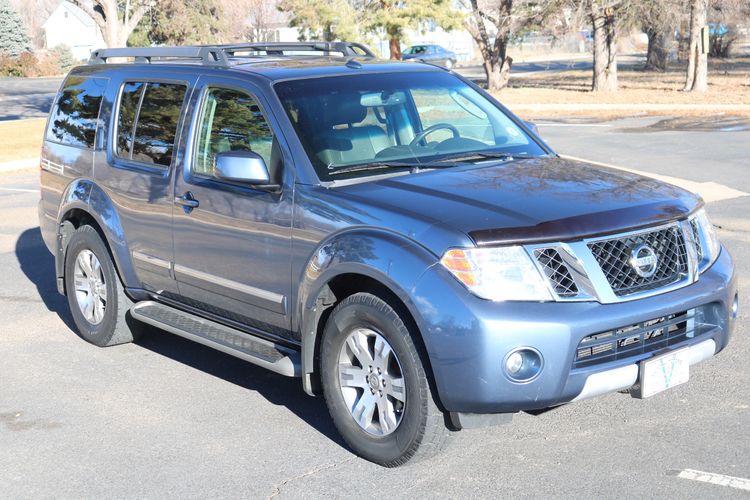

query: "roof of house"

left=43, top=1, right=97, bottom=29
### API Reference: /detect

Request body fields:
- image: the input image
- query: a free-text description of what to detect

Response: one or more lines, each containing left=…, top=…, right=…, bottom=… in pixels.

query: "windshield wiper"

left=436, top=151, right=537, bottom=163
left=328, top=161, right=459, bottom=177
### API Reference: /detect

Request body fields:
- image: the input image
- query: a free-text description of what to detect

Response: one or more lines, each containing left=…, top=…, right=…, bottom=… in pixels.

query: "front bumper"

left=411, top=247, right=737, bottom=414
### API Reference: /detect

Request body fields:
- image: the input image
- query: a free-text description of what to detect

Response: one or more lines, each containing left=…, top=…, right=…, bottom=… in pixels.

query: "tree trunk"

left=389, top=37, right=401, bottom=60
left=73, top=0, right=150, bottom=48
left=591, top=4, right=618, bottom=92
left=645, top=29, right=668, bottom=71
left=484, top=57, right=513, bottom=90
left=684, top=0, right=708, bottom=92
left=466, top=0, right=513, bottom=91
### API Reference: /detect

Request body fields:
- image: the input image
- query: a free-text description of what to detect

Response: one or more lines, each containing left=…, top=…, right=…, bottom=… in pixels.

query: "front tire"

left=64, top=225, right=143, bottom=347
left=321, top=293, right=450, bottom=467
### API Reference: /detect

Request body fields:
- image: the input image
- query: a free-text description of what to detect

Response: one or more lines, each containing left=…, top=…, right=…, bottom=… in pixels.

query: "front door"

left=171, top=77, right=294, bottom=340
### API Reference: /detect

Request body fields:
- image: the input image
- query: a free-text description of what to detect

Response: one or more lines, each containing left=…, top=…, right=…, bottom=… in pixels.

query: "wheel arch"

left=296, top=228, right=441, bottom=399
left=55, top=179, right=137, bottom=295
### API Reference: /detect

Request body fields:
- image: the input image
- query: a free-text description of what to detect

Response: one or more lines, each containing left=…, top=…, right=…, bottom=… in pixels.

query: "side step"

left=130, top=301, right=300, bottom=377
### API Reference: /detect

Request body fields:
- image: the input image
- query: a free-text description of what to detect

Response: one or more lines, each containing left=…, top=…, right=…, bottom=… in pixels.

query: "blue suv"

left=38, top=42, right=737, bottom=467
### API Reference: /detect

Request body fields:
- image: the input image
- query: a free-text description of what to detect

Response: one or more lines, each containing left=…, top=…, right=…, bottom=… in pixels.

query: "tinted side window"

left=116, top=81, right=144, bottom=158
left=116, top=81, right=187, bottom=167
left=193, top=87, right=274, bottom=178
left=46, top=76, right=107, bottom=149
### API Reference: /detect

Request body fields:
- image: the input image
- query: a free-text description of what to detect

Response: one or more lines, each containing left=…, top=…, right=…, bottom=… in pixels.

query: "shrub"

left=0, top=51, right=57, bottom=77
left=36, top=52, right=62, bottom=76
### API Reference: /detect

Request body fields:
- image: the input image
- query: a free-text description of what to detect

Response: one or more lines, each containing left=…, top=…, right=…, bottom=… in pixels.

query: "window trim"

left=184, top=82, right=278, bottom=193
left=110, top=77, right=190, bottom=175
left=44, top=75, right=110, bottom=151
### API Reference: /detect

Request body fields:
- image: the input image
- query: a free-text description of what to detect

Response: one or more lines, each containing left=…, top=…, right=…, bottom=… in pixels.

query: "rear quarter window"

left=115, top=81, right=187, bottom=168
left=46, top=76, right=108, bottom=149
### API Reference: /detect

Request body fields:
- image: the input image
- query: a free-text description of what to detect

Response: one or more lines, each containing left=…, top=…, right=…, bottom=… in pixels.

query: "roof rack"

left=87, top=42, right=376, bottom=67
left=220, top=42, right=375, bottom=57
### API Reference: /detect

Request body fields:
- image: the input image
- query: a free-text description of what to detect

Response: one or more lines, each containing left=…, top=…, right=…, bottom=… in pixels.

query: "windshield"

left=274, top=71, right=546, bottom=181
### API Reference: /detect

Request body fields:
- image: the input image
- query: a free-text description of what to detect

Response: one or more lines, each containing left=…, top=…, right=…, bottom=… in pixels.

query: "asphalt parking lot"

left=1, top=117, right=748, bottom=498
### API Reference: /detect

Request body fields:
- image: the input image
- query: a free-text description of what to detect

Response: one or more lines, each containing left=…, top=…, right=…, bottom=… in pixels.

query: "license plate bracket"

left=635, top=347, right=690, bottom=398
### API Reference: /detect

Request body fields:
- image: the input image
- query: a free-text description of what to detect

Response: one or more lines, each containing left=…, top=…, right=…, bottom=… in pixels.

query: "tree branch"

left=71, top=0, right=107, bottom=33
left=125, top=1, right=151, bottom=34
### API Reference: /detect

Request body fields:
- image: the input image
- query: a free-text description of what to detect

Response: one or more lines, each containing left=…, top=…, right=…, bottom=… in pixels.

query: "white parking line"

left=0, top=187, right=38, bottom=193
left=678, top=469, right=750, bottom=492
left=561, top=154, right=749, bottom=203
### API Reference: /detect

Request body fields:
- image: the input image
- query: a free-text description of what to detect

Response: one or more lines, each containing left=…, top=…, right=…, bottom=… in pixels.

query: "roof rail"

left=87, top=42, right=376, bottom=67
left=88, top=46, right=229, bottom=66
left=220, top=42, right=376, bottom=58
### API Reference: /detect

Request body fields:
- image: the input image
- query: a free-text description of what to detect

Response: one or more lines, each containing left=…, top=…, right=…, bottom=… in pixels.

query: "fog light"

left=503, top=348, right=543, bottom=383
left=506, top=351, right=524, bottom=375
left=732, top=293, right=738, bottom=319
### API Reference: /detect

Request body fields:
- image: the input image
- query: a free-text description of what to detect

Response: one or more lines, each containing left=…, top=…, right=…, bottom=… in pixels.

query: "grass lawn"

left=0, top=118, right=46, bottom=163
left=494, top=56, right=750, bottom=118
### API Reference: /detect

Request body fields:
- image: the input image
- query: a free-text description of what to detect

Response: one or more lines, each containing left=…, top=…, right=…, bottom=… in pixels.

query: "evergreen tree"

left=0, top=0, right=31, bottom=56
left=148, top=0, right=225, bottom=45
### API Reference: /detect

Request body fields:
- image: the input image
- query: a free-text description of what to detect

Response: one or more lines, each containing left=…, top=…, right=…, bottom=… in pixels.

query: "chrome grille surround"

left=525, top=220, right=701, bottom=304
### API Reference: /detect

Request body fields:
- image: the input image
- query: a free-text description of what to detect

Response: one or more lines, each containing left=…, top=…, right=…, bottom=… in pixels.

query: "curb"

left=0, top=158, right=38, bottom=173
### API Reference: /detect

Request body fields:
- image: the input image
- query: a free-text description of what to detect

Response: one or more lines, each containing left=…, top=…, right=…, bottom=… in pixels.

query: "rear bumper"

left=411, top=246, right=737, bottom=414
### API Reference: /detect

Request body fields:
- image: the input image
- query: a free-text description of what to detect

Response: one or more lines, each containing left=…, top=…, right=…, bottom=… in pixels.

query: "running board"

left=130, top=301, right=300, bottom=377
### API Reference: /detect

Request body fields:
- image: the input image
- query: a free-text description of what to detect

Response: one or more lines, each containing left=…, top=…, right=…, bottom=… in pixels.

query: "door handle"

left=175, top=192, right=199, bottom=212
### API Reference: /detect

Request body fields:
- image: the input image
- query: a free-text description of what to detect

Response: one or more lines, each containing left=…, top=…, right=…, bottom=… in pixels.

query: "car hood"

left=335, top=157, right=701, bottom=247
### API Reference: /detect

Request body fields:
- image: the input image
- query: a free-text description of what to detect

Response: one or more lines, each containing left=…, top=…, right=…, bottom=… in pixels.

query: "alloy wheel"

left=338, top=327, right=407, bottom=436
left=73, top=249, right=107, bottom=325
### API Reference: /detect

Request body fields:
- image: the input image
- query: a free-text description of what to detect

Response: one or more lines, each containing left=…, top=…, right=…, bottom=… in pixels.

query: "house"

left=43, top=1, right=104, bottom=61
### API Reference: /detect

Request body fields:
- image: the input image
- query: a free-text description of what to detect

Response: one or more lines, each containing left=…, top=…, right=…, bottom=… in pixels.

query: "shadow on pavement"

left=136, top=331, right=346, bottom=447
left=15, top=226, right=76, bottom=331
left=15, top=226, right=346, bottom=448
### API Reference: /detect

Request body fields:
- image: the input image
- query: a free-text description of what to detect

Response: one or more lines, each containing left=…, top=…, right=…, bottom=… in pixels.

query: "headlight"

left=691, top=208, right=721, bottom=271
left=440, top=246, right=553, bottom=301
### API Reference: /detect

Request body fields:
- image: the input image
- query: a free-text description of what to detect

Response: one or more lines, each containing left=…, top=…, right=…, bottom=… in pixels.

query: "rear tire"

left=64, top=225, right=144, bottom=347
left=321, top=293, right=450, bottom=467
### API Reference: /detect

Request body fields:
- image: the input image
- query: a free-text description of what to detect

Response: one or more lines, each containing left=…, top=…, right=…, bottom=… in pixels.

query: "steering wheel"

left=410, top=123, right=460, bottom=147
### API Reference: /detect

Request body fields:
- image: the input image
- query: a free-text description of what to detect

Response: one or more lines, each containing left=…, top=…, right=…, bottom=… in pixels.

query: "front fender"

left=56, top=179, right=138, bottom=291
left=297, top=228, right=440, bottom=394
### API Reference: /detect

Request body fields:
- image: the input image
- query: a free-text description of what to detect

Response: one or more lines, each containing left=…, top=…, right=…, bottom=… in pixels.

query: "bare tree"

left=590, top=0, right=618, bottom=91
left=465, top=0, right=515, bottom=91
left=683, top=0, right=708, bottom=91
left=638, top=0, right=682, bottom=71
left=221, top=0, right=281, bottom=43
left=71, top=0, right=152, bottom=48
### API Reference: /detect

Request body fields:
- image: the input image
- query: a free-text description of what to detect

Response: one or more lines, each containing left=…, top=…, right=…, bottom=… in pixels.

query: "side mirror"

left=523, top=120, right=540, bottom=137
left=213, top=151, right=270, bottom=185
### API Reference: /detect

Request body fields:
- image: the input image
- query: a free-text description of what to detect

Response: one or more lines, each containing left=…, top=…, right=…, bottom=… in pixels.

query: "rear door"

left=171, top=76, right=294, bottom=339
left=94, top=72, right=196, bottom=295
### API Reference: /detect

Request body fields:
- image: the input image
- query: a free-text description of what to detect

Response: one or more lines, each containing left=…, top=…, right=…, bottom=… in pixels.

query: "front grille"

left=533, top=248, right=578, bottom=297
left=588, top=225, right=688, bottom=296
left=574, top=309, right=696, bottom=368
